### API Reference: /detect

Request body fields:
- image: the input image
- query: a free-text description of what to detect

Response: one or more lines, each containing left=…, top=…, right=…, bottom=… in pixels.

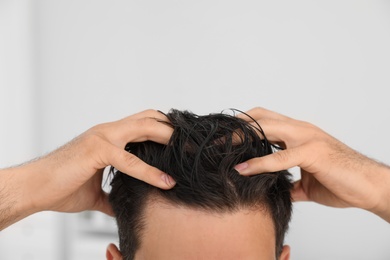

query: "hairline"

left=135, top=191, right=277, bottom=250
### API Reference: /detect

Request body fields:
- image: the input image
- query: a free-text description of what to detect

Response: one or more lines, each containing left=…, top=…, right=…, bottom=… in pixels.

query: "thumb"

left=235, top=147, right=303, bottom=175
left=105, top=144, right=176, bottom=190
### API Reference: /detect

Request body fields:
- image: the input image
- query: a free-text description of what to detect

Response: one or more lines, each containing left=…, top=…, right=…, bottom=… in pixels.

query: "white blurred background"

left=1, top=1, right=390, bottom=259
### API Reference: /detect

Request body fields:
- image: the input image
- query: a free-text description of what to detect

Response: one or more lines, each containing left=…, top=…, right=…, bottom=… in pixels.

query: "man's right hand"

left=0, top=109, right=175, bottom=230
left=234, top=107, right=390, bottom=222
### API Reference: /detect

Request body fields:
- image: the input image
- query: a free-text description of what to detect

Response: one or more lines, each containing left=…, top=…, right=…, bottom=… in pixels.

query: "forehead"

left=135, top=200, right=276, bottom=260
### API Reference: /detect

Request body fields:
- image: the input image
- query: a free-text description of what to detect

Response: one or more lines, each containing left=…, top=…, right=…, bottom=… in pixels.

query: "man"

left=1, top=107, right=389, bottom=253
left=107, top=109, right=293, bottom=260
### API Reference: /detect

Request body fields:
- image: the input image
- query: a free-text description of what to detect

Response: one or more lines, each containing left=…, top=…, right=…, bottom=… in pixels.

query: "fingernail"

left=234, top=163, right=248, bottom=173
left=162, top=174, right=176, bottom=187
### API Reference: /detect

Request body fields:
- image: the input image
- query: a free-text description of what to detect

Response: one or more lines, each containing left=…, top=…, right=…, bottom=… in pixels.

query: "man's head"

left=107, top=109, right=293, bottom=260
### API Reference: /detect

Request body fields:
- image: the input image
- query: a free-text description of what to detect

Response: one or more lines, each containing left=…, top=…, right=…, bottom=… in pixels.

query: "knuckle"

left=122, top=152, right=141, bottom=168
left=140, top=109, right=160, bottom=117
left=253, top=107, right=265, bottom=113
left=121, top=153, right=157, bottom=184
left=138, top=117, right=158, bottom=137
left=274, top=150, right=291, bottom=164
left=244, top=107, right=265, bottom=120
left=145, top=109, right=158, bottom=113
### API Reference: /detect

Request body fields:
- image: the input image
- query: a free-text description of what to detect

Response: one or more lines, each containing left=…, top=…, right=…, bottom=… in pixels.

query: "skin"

left=2, top=106, right=389, bottom=257
left=106, top=199, right=291, bottom=260
left=234, top=107, right=390, bottom=223
left=0, top=110, right=176, bottom=230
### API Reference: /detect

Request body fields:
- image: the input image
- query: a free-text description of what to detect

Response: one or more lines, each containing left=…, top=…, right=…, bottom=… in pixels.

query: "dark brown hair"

left=109, top=109, right=293, bottom=259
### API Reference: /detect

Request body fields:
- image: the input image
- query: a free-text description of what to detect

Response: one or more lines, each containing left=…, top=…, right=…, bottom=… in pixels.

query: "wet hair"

left=109, top=109, right=293, bottom=260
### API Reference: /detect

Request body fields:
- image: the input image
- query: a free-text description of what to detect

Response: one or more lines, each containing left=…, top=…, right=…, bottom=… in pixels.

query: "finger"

left=105, top=117, right=174, bottom=147
left=214, top=119, right=277, bottom=146
left=234, top=146, right=306, bottom=175
left=237, top=107, right=292, bottom=122
left=128, top=117, right=174, bottom=143
left=248, top=118, right=305, bottom=146
left=107, top=145, right=176, bottom=189
left=291, top=180, right=310, bottom=202
left=126, top=109, right=169, bottom=121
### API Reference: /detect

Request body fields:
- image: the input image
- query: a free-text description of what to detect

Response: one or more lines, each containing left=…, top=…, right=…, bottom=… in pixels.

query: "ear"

left=279, top=245, right=290, bottom=260
left=106, top=243, right=123, bottom=260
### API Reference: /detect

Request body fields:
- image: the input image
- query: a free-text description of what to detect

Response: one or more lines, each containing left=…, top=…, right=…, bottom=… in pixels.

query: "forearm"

left=0, top=165, right=37, bottom=230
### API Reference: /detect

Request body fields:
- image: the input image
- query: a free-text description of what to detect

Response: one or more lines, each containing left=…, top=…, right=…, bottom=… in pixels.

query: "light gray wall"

left=0, top=0, right=35, bottom=166
left=0, top=1, right=62, bottom=260
left=1, top=1, right=390, bottom=259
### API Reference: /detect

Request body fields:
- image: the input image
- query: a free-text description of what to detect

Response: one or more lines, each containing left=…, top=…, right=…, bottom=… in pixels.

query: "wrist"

left=21, top=160, right=53, bottom=213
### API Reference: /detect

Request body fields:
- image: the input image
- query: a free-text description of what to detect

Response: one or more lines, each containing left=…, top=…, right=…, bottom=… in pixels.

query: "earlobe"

left=279, top=245, right=290, bottom=260
left=106, top=243, right=123, bottom=260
